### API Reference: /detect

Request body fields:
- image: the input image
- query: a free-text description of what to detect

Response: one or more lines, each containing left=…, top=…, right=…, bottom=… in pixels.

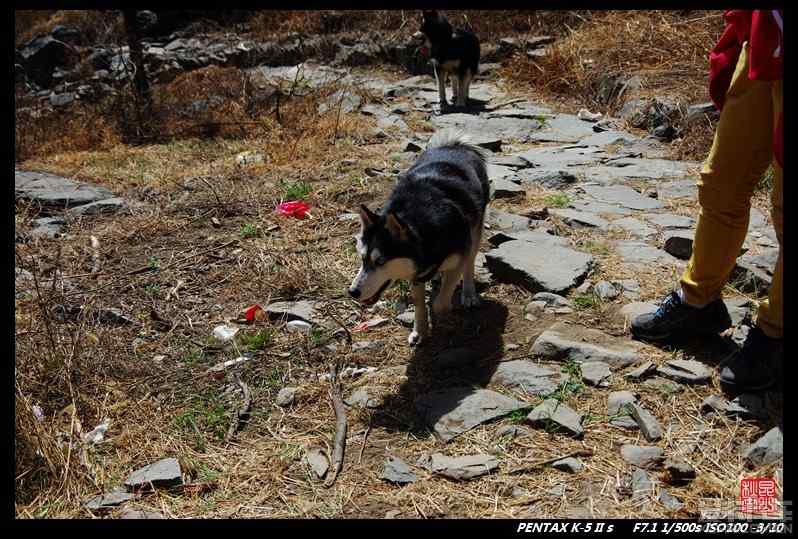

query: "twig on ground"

left=323, top=361, right=347, bottom=488
left=89, top=236, right=101, bottom=274
left=225, top=372, right=252, bottom=442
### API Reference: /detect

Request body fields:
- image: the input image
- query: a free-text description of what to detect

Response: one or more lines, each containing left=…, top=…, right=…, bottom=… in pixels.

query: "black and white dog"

left=414, top=10, right=480, bottom=110
left=347, top=130, right=489, bottom=345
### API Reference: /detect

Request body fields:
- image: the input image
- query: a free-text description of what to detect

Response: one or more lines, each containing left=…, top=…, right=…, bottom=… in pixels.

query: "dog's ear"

left=385, top=212, right=409, bottom=242
left=359, top=204, right=379, bottom=227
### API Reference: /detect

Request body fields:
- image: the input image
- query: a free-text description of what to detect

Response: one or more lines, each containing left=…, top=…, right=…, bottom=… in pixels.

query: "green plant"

left=144, top=283, right=161, bottom=296
left=757, top=164, right=774, bottom=191
left=182, top=348, right=204, bottom=366
left=580, top=240, right=610, bottom=256
left=280, top=180, right=312, bottom=201
left=148, top=256, right=160, bottom=269
left=173, top=391, right=230, bottom=450
left=572, top=294, right=598, bottom=310
left=240, top=329, right=272, bottom=352
left=240, top=223, right=259, bottom=239
left=308, top=327, right=327, bottom=347
left=544, top=193, right=569, bottom=208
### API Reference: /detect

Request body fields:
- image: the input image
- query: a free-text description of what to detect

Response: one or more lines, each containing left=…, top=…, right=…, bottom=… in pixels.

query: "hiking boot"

left=630, top=291, right=732, bottom=342
left=719, top=326, right=782, bottom=391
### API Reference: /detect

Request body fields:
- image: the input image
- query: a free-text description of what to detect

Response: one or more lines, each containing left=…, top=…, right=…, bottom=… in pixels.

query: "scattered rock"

left=491, top=360, right=567, bottom=396
left=609, top=217, right=656, bottom=238
left=496, top=425, right=528, bottom=439
left=663, top=231, right=694, bottom=260
left=84, top=488, right=135, bottom=511
left=631, top=468, right=655, bottom=500
left=516, top=169, right=579, bottom=190
left=656, top=180, right=698, bottom=200
left=16, top=170, right=116, bottom=213
left=490, top=176, right=525, bottom=199
left=265, top=300, right=327, bottom=326
left=593, top=280, right=619, bottom=301
left=352, top=340, right=384, bottom=353
left=618, top=302, right=658, bottom=325
left=424, top=453, right=499, bottom=481
left=624, top=361, right=657, bottom=381
left=344, top=387, right=381, bottom=409
left=657, top=359, right=712, bottom=385
left=306, top=447, right=330, bottom=479
left=276, top=387, right=297, bottom=407
left=628, top=403, right=663, bottom=442
left=551, top=457, right=583, bottom=473
left=581, top=184, right=664, bottom=211
left=616, top=240, right=680, bottom=266
left=642, top=213, right=695, bottom=230
left=380, top=456, right=418, bottom=484
left=664, top=457, right=696, bottom=484
left=485, top=208, right=531, bottom=231
left=531, top=322, right=639, bottom=369
left=485, top=239, right=593, bottom=294
left=532, top=292, right=571, bottom=308
left=724, top=297, right=754, bottom=327
left=119, top=508, right=165, bottom=519
left=607, top=391, right=638, bottom=429
left=415, top=387, right=527, bottom=442
left=620, top=445, right=665, bottom=469
left=743, top=426, right=783, bottom=467
left=701, top=393, right=768, bottom=420
left=549, top=208, right=609, bottom=229
left=125, top=458, right=183, bottom=491
left=580, top=361, right=611, bottom=387
left=658, top=489, right=684, bottom=511
left=641, top=377, right=684, bottom=395
left=526, top=398, right=584, bottom=438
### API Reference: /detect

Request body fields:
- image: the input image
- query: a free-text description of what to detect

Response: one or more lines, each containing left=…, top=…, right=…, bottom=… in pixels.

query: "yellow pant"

left=680, top=43, right=783, bottom=339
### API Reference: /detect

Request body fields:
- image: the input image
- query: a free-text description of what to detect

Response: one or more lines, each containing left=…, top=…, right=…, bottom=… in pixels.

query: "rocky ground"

left=15, top=23, right=783, bottom=520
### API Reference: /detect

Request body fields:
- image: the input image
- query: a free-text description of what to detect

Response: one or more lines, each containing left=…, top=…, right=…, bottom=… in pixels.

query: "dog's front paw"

left=408, top=330, right=425, bottom=346
left=461, top=289, right=481, bottom=309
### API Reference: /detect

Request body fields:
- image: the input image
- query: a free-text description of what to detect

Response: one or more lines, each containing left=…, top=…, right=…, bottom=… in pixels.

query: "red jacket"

left=709, top=10, right=783, bottom=167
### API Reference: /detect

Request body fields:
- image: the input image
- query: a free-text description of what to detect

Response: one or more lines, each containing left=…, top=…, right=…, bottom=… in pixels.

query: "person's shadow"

left=372, top=295, right=508, bottom=438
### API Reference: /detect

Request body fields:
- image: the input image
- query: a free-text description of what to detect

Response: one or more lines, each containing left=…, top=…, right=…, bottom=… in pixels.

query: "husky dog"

left=414, top=10, right=480, bottom=110
left=348, top=130, right=489, bottom=345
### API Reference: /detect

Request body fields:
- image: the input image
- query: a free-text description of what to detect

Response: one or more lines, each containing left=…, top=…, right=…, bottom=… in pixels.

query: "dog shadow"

left=371, top=297, right=509, bottom=438
left=437, top=98, right=490, bottom=116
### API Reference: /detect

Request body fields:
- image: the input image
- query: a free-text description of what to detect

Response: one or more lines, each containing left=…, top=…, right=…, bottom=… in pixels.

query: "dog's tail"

left=426, top=128, right=488, bottom=162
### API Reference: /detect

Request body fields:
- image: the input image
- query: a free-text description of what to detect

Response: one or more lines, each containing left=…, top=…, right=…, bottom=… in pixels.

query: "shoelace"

left=653, top=291, right=681, bottom=320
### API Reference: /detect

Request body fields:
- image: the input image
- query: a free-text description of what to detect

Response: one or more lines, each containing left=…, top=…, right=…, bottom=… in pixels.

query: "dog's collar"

left=413, top=263, right=440, bottom=283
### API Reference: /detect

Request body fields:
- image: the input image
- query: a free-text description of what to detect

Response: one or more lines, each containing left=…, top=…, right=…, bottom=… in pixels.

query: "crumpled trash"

left=83, top=418, right=110, bottom=445
left=206, top=355, right=253, bottom=379
left=286, top=320, right=312, bottom=333
left=276, top=200, right=311, bottom=219
left=32, top=405, right=44, bottom=422
left=213, top=325, right=239, bottom=343
left=578, top=108, right=603, bottom=122
left=244, top=304, right=266, bottom=323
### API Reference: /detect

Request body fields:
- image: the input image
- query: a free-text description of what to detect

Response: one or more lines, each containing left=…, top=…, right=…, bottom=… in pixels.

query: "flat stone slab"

left=551, top=457, right=583, bottom=473
left=516, top=143, right=606, bottom=168
left=84, top=488, right=135, bottom=511
left=609, top=217, right=656, bottom=238
left=641, top=213, right=695, bottom=230
left=528, top=114, right=597, bottom=143
left=515, top=169, right=579, bottom=190
left=305, top=447, right=329, bottom=479
left=624, top=361, right=657, bottom=381
left=119, top=508, right=165, bottom=519
left=16, top=170, right=116, bottom=211
left=531, top=322, right=639, bottom=369
left=380, top=456, right=418, bottom=484
left=487, top=228, right=569, bottom=248
left=657, top=359, right=712, bottom=385
left=550, top=208, right=609, bottom=229
left=701, top=393, right=768, bottom=420
left=620, top=445, right=665, bottom=469
left=608, top=391, right=638, bottom=429
left=616, top=240, right=680, bottom=265
left=490, top=176, right=525, bottom=199
left=344, top=387, right=381, bottom=409
left=431, top=113, right=544, bottom=144
left=491, top=360, right=567, bottom=396
left=125, top=457, right=183, bottom=491
left=629, top=403, right=663, bottom=442
left=656, top=179, right=698, bottom=200
left=66, top=197, right=127, bottom=216
left=581, top=361, right=611, bottom=387
left=583, top=158, right=695, bottom=182
left=485, top=239, right=593, bottom=294
left=569, top=198, right=633, bottom=216
left=664, top=457, right=696, bottom=484
left=276, top=387, right=297, bottom=407
left=618, top=302, right=658, bottom=325
left=415, top=387, right=527, bottom=443
left=581, top=184, right=664, bottom=210
left=632, top=468, right=655, bottom=500
left=659, top=489, right=684, bottom=511
left=526, top=399, right=584, bottom=438
left=424, top=453, right=499, bottom=480
left=485, top=208, right=531, bottom=232
left=743, top=426, right=783, bottom=467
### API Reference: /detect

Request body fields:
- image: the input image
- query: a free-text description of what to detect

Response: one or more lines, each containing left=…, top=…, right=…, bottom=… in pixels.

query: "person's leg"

left=755, top=79, right=783, bottom=339
left=632, top=44, right=773, bottom=343
left=680, top=44, right=775, bottom=306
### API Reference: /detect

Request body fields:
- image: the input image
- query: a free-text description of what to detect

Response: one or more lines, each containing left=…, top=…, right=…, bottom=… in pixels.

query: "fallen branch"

left=506, top=448, right=594, bottom=475
left=225, top=372, right=252, bottom=442
left=323, top=362, right=347, bottom=488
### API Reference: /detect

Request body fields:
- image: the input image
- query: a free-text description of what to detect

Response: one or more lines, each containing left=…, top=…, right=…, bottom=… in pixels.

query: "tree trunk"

left=122, top=10, right=151, bottom=135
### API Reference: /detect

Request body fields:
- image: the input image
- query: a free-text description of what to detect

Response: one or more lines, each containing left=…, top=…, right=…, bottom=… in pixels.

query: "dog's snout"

left=348, top=287, right=361, bottom=299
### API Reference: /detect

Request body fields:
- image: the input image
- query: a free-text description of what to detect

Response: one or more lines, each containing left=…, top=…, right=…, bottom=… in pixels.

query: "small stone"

left=119, top=508, right=165, bottom=519
left=620, top=445, right=665, bottom=469
left=526, top=398, right=584, bottom=438
left=496, top=425, right=528, bottom=439
left=125, top=458, right=183, bottom=491
left=506, top=343, right=520, bottom=351
left=657, top=359, right=712, bottom=385
left=426, top=453, right=499, bottom=480
left=531, top=322, right=639, bottom=369
left=380, top=456, right=418, bottom=484
left=664, top=457, right=696, bottom=484
left=491, top=361, right=567, bottom=396
left=659, top=489, right=684, bottom=511
left=344, top=387, right=381, bottom=409
left=551, top=457, right=583, bottom=473
left=276, top=387, right=297, bottom=407
left=618, top=302, right=658, bottom=325
left=84, top=488, right=135, bottom=511
left=593, top=280, right=619, bottom=301
left=664, top=231, right=694, bottom=260
left=580, top=361, right=611, bottom=387
left=743, top=427, right=783, bottom=467
left=624, top=361, right=657, bottom=381
left=628, top=403, right=663, bottom=442
left=305, top=447, right=329, bottom=479
left=608, top=391, right=638, bottom=429
left=631, top=468, right=654, bottom=500
left=642, top=377, right=684, bottom=395
left=395, top=310, right=415, bottom=327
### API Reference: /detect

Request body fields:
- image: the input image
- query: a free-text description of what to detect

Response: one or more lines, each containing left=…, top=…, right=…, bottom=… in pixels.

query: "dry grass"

left=15, top=10, right=124, bottom=47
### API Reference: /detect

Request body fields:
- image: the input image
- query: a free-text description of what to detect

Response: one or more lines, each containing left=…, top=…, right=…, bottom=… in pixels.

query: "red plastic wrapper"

left=276, top=200, right=311, bottom=219
left=244, top=304, right=265, bottom=322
